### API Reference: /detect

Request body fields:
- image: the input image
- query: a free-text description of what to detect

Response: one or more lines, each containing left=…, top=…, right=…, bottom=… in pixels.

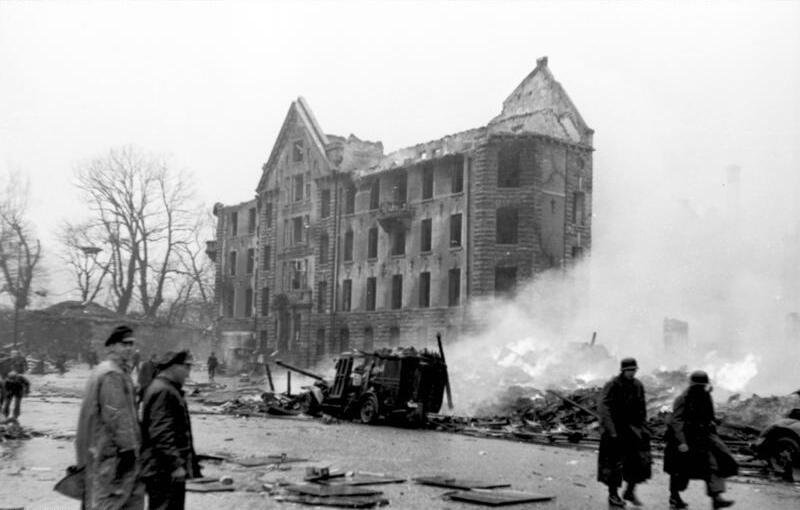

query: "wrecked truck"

left=277, top=344, right=450, bottom=426
left=754, top=407, right=800, bottom=480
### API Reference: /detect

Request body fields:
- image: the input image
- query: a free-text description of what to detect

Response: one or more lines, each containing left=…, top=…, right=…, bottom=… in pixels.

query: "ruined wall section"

left=330, top=156, right=466, bottom=356
left=469, top=137, right=540, bottom=298
left=215, top=199, right=258, bottom=329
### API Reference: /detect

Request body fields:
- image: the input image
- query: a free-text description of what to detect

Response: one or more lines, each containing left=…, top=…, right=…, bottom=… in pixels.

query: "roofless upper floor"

left=256, top=56, right=592, bottom=194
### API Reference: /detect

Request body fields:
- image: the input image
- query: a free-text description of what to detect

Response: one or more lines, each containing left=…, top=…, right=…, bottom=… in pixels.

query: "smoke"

left=446, top=165, right=800, bottom=414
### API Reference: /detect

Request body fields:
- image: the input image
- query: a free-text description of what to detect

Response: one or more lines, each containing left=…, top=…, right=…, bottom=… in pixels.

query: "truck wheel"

left=359, top=394, right=379, bottom=424
left=767, top=436, right=799, bottom=481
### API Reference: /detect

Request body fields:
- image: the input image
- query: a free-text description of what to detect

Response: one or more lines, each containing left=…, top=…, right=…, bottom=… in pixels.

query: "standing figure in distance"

left=207, top=352, right=219, bottom=383
left=2, top=370, right=30, bottom=420
left=664, top=370, right=738, bottom=509
left=75, top=325, right=144, bottom=510
left=87, top=348, right=99, bottom=369
left=140, top=350, right=201, bottom=510
left=597, top=357, right=652, bottom=507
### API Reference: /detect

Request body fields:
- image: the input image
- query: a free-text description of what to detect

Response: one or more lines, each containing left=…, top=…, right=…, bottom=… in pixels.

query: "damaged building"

left=209, top=57, right=594, bottom=366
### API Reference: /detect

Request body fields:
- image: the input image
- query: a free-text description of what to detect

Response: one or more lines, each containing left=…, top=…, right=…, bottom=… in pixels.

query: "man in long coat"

left=75, top=325, right=144, bottom=510
left=140, top=350, right=201, bottom=510
left=664, top=370, right=737, bottom=509
left=597, top=357, right=652, bottom=507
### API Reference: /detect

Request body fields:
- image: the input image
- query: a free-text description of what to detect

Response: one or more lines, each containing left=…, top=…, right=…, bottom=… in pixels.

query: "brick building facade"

left=210, top=57, right=594, bottom=367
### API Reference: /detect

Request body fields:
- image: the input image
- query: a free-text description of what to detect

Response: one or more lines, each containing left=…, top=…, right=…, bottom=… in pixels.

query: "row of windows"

left=223, top=266, right=519, bottom=318
left=342, top=214, right=462, bottom=262
left=340, top=270, right=460, bottom=311
left=236, top=189, right=583, bottom=242
left=227, top=205, right=527, bottom=275
left=234, top=147, right=584, bottom=238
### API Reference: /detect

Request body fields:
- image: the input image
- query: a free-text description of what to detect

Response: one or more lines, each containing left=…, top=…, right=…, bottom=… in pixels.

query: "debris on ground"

left=448, top=368, right=797, bottom=454
left=322, top=472, right=406, bottom=486
left=0, top=420, right=32, bottom=441
left=228, top=454, right=308, bottom=467
left=718, top=393, right=800, bottom=431
left=284, top=484, right=383, bottom=497
left=443, top=488, right=555, bottom=506
left=185, top=481, right=236, bottom=492
left=414, top=475, right=511, bottom=490
left=272, top=493, right=389, bottom=508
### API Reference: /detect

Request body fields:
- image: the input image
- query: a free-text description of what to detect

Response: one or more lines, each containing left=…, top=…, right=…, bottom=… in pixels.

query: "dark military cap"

left=690, top=370, right=710, bottom=385
left=105, top=325, right=134, bottom=346
left=157, top=350, right=193, bottom=371
left=620, top=357, right=638, bottom=371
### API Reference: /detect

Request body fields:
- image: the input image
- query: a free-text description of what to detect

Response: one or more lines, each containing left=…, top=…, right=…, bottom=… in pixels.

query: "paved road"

left=1, top=372, right=798, bottom=509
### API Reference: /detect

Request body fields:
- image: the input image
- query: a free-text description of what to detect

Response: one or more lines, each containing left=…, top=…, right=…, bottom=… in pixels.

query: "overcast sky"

left=1, top=1, right=799, bottom=383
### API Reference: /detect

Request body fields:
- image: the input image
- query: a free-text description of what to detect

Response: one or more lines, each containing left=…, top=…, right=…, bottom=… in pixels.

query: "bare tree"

left=0, top=171, right=43, bottom=311
left=74, top=146, right=199, bottom=317
left=162, top=210, right=216, bottom=325
left=58, top=221, right=111, bottom=304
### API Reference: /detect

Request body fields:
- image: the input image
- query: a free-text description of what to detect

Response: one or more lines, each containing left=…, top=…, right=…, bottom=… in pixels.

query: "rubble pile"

left=717, top=393, right=800, bottom=431
left=188, top=382, right=306, bottom=417
left=463, top=368, right=796, bottom=447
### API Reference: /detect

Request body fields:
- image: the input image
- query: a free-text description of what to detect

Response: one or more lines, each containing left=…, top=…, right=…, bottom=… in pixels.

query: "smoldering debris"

left=429, top=372, right=800, bottom=457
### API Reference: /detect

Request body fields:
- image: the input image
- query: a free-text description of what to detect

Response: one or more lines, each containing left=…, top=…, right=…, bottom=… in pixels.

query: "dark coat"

left=3, top=373, right=30, bottom=397
left=137, top=361, right=156, bottom=390
left=207, top=355, right=218, bottom=371
left=664, top=386, right=738, bottom=480
left=597, top=374, right=652, bottom=485
left=140, top=375, right=200, bottom=480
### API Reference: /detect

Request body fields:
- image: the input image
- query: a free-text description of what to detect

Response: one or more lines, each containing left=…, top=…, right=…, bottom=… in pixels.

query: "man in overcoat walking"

left=597, top=357, right=652, bottom=507
left=140, top=350, right=201, bottom=510
left=664, top=370, right=737, bottom=509
left=75, top=325, right=144, bottom=510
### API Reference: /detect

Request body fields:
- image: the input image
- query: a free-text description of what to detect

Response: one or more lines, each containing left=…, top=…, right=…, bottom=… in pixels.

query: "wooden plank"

left=413, top=475, right=511, bottom=490
left=275, top=494, right=389, bottom=508
left=187, top=476, right=220, bottom=484
left=285, top=483, right=382, bottom=497
left=323, top=473, right=406, bottom=486
left=232, top=454, right=308, bottom=466
left=186, top=482, right=235, bottom=493
left=446, top=489, right=555, bottom=506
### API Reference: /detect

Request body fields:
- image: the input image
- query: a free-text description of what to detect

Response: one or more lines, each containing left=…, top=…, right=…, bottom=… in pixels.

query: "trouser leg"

left=670, top=474, right=688, bottom=494
left=12, top=396, right=21, bottom=418
left=706, top=472, right=726, bottom=496
left=147, top=477, right=186, bottom=510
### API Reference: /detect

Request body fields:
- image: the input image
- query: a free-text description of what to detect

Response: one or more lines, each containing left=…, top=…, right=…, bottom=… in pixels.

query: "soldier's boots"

left=669, top=493, right=689, bottom=509
left=622, top=488, right=642, bottom=507
left=608, top=493, right=626, bottom=507
left=711, top=495, right=734, bottom=509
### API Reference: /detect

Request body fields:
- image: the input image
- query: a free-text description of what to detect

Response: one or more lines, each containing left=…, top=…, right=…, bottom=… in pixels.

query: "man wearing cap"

left=75, top=325, right=144, bottom=510
left=664, top=371, right=737, bottom=509
left=597, top=357, right=652, bottom=507
left=140, top=350, right=201, bottom=510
